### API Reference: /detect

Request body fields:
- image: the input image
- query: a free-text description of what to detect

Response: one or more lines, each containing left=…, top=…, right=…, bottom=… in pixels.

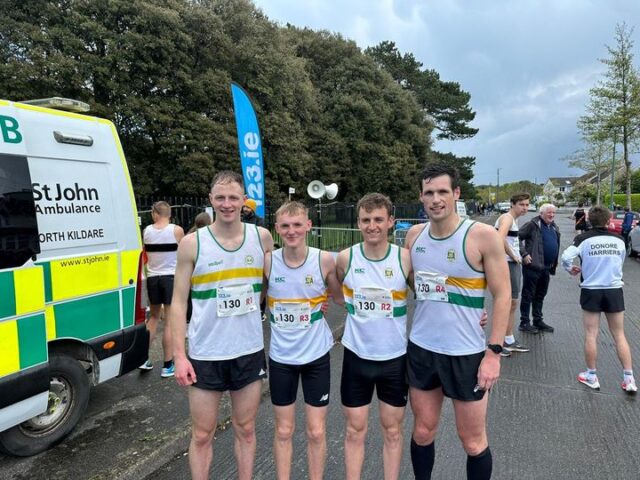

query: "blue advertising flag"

left=230, top=82, right=265, bottom=218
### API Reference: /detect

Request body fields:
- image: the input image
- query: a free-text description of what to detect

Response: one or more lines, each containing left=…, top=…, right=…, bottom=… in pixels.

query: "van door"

left=0, top=153, right=49, bottom=433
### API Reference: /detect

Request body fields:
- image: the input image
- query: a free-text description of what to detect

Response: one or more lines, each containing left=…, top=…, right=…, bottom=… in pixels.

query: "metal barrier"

left=393, top=218, right=426, bottom=246
left=271, top=227, right=363, bottom=252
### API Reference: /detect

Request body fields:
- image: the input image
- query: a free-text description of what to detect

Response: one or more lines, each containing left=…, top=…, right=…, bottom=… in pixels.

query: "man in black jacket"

left=518, top=203, right=560, bottom=333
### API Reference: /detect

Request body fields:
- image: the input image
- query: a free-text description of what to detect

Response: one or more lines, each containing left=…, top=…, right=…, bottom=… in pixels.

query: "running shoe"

left=161, top=364, right=175, bottom=378
left=577, top=371, right=600, bottom=390
left=500, top=348, right=511, bottom=358
left=139, top=360, right=153, bottom=371
left=621, top=378, right=638, bottom=393
left=503, top=340, right=530, bottom=353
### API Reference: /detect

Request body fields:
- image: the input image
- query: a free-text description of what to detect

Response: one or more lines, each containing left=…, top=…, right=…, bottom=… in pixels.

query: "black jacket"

left=519, top=216, right=561, bottom=274
left=241, top=210, right=265, bottom=227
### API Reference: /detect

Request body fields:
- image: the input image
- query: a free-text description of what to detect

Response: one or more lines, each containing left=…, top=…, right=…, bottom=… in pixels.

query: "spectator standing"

left=572, top=202, right=587, bottom=234
left=621, top=207, right=635, bottom=247
left=241, top=198, right=265, bottom=227
left=518, top=204, right=560, bottom=334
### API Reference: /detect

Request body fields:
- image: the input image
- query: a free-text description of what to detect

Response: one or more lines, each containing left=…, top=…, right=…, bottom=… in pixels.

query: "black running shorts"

left=189, top=350, right=267, bottom=392
left=406, top=341, right=485, bottom=402
left=147, top=275, right=174, bottom=305
left=269, top=352, right=331, bottom=407
left=580, top=288, right=624, bottom=313
left=340, top=347, right=408, bottom=408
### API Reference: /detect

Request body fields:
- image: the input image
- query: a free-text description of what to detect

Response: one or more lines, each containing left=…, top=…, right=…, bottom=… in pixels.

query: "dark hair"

left=418, top=164, right=460, bottom=192
left=578, top=202, right=584, bottom=207
left=624, top=207, right=630, bottom=212
left=210, top=171, right=244, bottom=189
left=188, top=212, right=212, bottom=233
left=510, top=193, right=530, bottom=205
left=357, top=193, right=393, bottom=217
left=588, top=205, right=611, bottom=228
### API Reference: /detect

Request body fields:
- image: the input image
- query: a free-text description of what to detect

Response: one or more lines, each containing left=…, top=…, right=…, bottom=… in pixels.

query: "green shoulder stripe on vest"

left=191, top=283, right=263, bottom=300
left=0, top=271, right=16, bottom=319
left=345, top=302, right=406, bottom=317
left=17, top=313, right=48, bottom=369
left=448, top=292, right=485, bottom=309
left=269, top=310, right=324, bottom=324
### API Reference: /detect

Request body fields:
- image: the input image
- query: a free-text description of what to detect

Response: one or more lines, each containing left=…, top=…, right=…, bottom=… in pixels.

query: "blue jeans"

left=519, top=266, right=551, bottom=325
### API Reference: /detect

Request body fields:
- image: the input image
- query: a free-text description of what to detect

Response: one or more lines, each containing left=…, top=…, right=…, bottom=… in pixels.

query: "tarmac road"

left=2, top=211, right=639, bottom=479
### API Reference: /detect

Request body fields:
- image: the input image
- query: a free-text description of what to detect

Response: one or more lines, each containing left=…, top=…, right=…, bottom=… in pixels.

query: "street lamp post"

left=609, top=130, right=617, bottom=210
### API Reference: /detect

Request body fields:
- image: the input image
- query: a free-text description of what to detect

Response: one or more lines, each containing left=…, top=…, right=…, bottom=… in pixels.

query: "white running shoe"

left=577, top=371, right=600, bottom=390
left=621, top=378, right=637, bottom=393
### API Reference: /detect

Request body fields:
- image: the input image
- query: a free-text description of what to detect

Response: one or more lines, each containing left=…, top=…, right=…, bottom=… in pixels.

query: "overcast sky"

left=252, top=0, right=640, bottom=185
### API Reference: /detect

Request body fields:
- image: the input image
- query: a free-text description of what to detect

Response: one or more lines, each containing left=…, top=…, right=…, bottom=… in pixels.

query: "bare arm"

left=403, top=223, right=426, bottom=252
left=259, top=226, right=275, bottom=253
left=404, top=223, right=425, bottom=289
left=496, top=214, right=520, bottom=263
left=170, top=232, right=197, bottom=386
left=321, top=251, right=344, bottom=306
left=174, top=225, right=185, bottom=243
left=474, top=225, right=511, bottom=391
left=335, top=248, right=349, bottom=285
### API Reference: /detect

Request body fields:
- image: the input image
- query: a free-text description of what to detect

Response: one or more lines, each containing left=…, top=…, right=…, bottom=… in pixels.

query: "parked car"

left=629, top=225, right=640, bottom=257
left=607, top=211, right=639, bottom=235
left=497, top=202, right=511, bottom=213
left=528, top=203, right=537, bottom=212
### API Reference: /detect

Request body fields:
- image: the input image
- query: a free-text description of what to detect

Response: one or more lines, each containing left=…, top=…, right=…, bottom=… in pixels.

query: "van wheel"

left=0, top=355, right=90, bottom=457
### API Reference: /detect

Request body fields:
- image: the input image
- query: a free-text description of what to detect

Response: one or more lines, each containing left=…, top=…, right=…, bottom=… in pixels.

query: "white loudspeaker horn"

left=325, top=183, right=338, bottom=200
left=307, top=180, right=325, bottom=199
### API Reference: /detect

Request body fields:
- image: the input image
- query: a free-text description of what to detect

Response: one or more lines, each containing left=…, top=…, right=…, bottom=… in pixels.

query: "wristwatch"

left=487, top=344, right=503, bottom=355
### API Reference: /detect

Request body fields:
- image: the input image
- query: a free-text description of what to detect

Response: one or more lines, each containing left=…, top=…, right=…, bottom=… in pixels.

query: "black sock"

left=163, top=360, right=173, bottom=369
left=410, top=438, right=435, bottom=480
left=467, top=447, right=492, bottom=480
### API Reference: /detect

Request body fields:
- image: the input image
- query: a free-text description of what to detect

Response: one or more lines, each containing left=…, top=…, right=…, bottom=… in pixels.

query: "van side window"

left=0, top=154, right=40, bottom=269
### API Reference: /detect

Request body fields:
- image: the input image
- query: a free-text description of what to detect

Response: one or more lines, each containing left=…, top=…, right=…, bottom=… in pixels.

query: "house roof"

left=547, top=177, right=579, bottom=186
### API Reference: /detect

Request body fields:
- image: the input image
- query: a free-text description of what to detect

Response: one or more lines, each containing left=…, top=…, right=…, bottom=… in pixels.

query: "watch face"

left=488, top=344, right=503, bottom=354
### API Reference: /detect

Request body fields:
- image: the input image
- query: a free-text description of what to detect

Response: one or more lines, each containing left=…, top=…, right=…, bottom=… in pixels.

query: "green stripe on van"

left=0, top=271, right=16, bottom=319
left=54, top=291, right=121, bottom=340
left=121, top=287, right=135, bottom=328
left=17, top=313, right=47, bottom=368
left=39, top=261, right=53, bottom=303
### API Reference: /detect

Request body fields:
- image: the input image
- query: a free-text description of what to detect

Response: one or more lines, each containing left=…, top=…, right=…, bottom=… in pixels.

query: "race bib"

left=273, top=302, right=312, bottom=329
left=353, top=287, right=393, bottom=319
left=414, top=271, right=449, bottom=302
left=217, top=284, right=258, bottom=317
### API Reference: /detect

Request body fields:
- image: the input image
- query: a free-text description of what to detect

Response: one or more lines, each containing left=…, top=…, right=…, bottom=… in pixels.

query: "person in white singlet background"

left=263, top=201, right=343, bottom=480
left=169, top=171, right=274, bottom=480
left=404, top=164, right=510, bottom=480
left=336, top=193, right=412, bottom=480
left=494, top=193, right=531, bottom=356
left=140, top=201, right=184, bottom=377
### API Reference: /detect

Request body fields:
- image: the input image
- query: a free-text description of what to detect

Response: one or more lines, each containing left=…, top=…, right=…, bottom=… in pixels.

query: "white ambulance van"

left=0, top=98, right=148, bottom=456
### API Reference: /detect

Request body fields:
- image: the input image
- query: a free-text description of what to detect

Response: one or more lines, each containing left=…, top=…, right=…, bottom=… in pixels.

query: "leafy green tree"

left=562, top=140, right=611, bottom=204
left=365, top=41, right=478, bottom=140
left=567, top=182, right=597, bottom=204
left=578, top=22, right=640, bottom=208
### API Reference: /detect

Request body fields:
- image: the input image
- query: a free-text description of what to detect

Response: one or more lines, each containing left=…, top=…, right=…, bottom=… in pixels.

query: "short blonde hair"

left=275, top=201, right=309, bottom=220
